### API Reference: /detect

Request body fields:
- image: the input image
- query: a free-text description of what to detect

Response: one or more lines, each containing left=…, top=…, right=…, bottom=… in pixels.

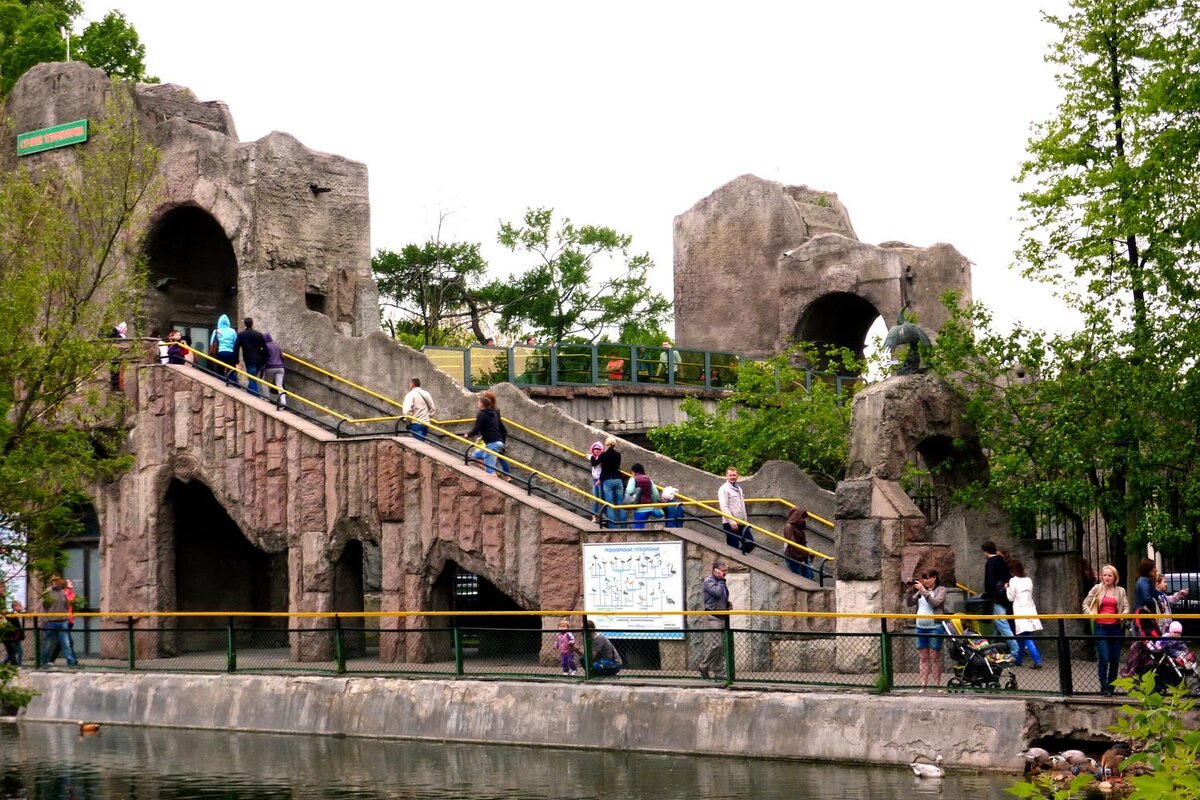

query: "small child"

left=1162, top=621, right=1194, bottom=664
left=555, top=619, right=578, bottom=675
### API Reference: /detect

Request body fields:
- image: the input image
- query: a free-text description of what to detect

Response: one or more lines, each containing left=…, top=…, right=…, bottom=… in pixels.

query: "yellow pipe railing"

left=19, top=609, right=1200, bottom=622
left=178, top=346, right=832, bottom=565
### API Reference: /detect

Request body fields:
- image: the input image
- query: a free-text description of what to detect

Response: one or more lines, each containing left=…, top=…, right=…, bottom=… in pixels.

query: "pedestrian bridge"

left=89, top=341, right=837, bottom=669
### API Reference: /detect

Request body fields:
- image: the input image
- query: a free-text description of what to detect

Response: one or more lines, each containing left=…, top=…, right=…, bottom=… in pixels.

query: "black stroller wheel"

left=1005, top=674, right=1018, bottom=690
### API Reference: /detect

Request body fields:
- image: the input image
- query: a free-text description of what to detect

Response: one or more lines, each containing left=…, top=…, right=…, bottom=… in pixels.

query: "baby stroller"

left=942, top=618, right=1018, bottom=691
left=1122, top=618, right=1200, bottom=693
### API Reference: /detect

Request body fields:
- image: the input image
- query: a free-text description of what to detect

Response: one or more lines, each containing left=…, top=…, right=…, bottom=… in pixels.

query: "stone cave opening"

left=431, top=562, right=541, bottom=662
left=793, top=291, right=885, bottom=375
left=168, top=478, right=288, bottom=653
left=143, top=205, right=239, bottom=346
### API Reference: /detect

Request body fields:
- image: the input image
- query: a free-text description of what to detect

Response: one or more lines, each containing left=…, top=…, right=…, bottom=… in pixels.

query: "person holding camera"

left=905, top=569, right=947, bottom=692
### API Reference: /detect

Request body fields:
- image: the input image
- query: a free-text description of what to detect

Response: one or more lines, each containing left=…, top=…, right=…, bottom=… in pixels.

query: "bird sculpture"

left=909, top=754, right=944, bottom=778
left=882, top=308, right=932, bottom=375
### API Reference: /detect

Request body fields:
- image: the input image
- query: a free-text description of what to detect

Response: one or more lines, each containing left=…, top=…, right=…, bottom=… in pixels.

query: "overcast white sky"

left=83, top=0, right=1074, bottom=339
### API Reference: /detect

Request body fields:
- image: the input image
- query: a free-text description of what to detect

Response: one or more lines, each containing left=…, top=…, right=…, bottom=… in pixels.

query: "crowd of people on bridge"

left=154, top=314, right=290, bottom=409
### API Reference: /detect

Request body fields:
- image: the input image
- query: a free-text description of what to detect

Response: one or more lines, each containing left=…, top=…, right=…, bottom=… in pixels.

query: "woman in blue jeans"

left=467, top=390, right=511, bottom=480
left=596, top=436, right=625, bottom=526
left=1082, top=563, right=1129, bottom=695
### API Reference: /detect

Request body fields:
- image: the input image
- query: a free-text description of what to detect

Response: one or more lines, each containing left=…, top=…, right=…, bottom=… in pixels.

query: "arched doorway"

left=431, top=562, right=541, bottom=665
left=143, top=206, right=238, bottom=345
left=332, top=539, right=366, bottom=658
left=168, top=478, right=288, bottom=654
left=793, top=292, right=883, bottom=372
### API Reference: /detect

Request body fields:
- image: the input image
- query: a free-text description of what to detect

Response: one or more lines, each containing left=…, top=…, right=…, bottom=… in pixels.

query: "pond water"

left=0, top=721, right=1021, bottom=799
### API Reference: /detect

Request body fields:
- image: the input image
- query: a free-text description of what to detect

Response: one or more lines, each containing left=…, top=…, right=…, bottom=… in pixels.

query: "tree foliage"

left=373, top=235, right=487, bottom=347
left=931, top=0, right=1200, bottom=561
left=76, top=10, right=153, bottom=82
left=375, top=208, right=672, bottom=347
left=0, top=86, right=160, bottom=580
left=484, top=207, right=671, bottom=344
left=648, top=348, right=858, bottom=489
left=1, top=2, right=153, bottom=96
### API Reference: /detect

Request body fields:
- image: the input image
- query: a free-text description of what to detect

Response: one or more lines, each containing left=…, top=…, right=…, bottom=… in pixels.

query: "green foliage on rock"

left=930, top=0, right=1200, bottom=559
left=75, top=10, right=153, bottom=82
left=0, top=87, right=159, bottom=577
left=648, top=348, right=857, bottom=489
left=0, top=2, right=153, bottom=95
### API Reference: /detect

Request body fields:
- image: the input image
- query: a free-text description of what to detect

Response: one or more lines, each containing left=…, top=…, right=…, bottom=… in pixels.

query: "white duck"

left=910, top=754, right=944, bottom=778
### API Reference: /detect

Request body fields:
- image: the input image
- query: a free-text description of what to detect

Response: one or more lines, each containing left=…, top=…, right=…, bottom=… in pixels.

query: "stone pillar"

left=834, top=477, right=928, bottom=674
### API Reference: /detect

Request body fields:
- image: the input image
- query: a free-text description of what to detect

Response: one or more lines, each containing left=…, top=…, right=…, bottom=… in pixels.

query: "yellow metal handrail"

left=179, top=346, right=832, bottom=564
left=19, top=609, right=1200, bottom=622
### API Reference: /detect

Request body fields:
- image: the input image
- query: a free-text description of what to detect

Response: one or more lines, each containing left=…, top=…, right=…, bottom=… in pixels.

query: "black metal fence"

left=20, top=612, right=1200, bottom=698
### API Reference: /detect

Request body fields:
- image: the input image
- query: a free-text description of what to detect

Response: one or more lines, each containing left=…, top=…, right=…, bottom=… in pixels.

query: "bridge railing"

left=23, top=610, right=1200, bottom=698
left=423, top=343, right=741, bottom=391
left=171, top=344, right=837, bottom=582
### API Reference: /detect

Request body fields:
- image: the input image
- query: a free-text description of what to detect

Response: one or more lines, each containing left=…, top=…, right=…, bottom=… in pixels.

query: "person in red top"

left=1082, top=564, right=1130, bottom=695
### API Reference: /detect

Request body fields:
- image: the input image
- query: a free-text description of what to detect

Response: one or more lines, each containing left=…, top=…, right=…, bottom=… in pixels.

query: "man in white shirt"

left=717, top=467, right=755, bottom=553
left=402, top=377, right=436, bottom=441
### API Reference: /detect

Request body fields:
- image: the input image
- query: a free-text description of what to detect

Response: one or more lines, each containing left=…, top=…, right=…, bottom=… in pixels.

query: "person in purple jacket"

left=262, top=332, right=287, bottom=409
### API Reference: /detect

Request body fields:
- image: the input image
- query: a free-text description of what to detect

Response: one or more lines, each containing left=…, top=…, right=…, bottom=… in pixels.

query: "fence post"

left=464, top=349, right=474, bottom=391
left=551, top=346, right=560, bottom=387
left=33, top=623, right=42, bottom=668
left=333, top=614, right=346, bottom=675
left=722, top=614, right=735, bottom=685
left=879, top=617, right=893, bottom=692
left=226, top=616, right=237, bottom=673
left=1057, top=618, right=1073, bottom=696
left=581, top=615, right=593, bottom=681
left=452, top=615, right=464, bottom=677
left=126, top=616, right=136, bottom=671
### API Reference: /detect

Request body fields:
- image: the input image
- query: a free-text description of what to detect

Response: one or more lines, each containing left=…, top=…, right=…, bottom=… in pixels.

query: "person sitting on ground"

left=624, top=463, right=663, bottom=528
left=580, top=620, right=622, bottom=676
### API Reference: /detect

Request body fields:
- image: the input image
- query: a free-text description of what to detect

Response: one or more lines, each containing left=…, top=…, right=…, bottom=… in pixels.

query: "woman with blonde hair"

left=1082, top=563, right=1129, bottom=695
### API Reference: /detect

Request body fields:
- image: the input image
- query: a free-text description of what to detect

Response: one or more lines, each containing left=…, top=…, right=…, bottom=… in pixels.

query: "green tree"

left=0, top=2, right=152, bottom=96
left=931, top=0, right=1200, bottom=564
left=373, top=237, right=488, bottom=346
left=648, top=348, right=858, bottom=489
left=0, top=85, right=160, bottom=579
left=76, top=10, right=154, bottom=82
left=485, top=207, right=671, bottom=344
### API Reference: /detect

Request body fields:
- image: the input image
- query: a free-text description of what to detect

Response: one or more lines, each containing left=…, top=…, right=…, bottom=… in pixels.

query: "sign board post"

left=17, top=120, right=89, bottom=156
left=582, top=541, right=685, bottom=639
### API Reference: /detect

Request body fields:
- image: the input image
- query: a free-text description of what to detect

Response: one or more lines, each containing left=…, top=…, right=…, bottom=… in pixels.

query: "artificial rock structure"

left=5, top=64, right=838, bottom=663
left=673, top=174, right=972, bottom=359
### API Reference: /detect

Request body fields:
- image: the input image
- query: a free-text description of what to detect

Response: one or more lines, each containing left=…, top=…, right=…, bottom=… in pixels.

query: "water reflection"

left=0, top=721, right=1019, bottom=799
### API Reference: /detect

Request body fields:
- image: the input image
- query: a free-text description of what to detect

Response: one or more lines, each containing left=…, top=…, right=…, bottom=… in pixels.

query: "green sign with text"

left=16, top=119, right=89, bottom=156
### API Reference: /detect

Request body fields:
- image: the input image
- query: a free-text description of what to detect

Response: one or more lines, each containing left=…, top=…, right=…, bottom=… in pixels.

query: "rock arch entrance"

left=167, top=478, right=287, bottom=653
left=143, top=206, right=238, bottom=344
left=431, top=562, right=541, bottom=662
left=793, top=291, right=883, bottom=367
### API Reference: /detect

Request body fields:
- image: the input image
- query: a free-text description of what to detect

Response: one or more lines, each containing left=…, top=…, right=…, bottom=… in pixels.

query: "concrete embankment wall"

left=18, top=672, right=1125, bottom=772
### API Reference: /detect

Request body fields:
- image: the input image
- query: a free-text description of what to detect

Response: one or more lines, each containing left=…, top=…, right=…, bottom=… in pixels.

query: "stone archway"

left=142, top=205, right=239, bottom=342
left=793, top=291, right=883, bottom=366
left=166, top=477, right=288, bottom=655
